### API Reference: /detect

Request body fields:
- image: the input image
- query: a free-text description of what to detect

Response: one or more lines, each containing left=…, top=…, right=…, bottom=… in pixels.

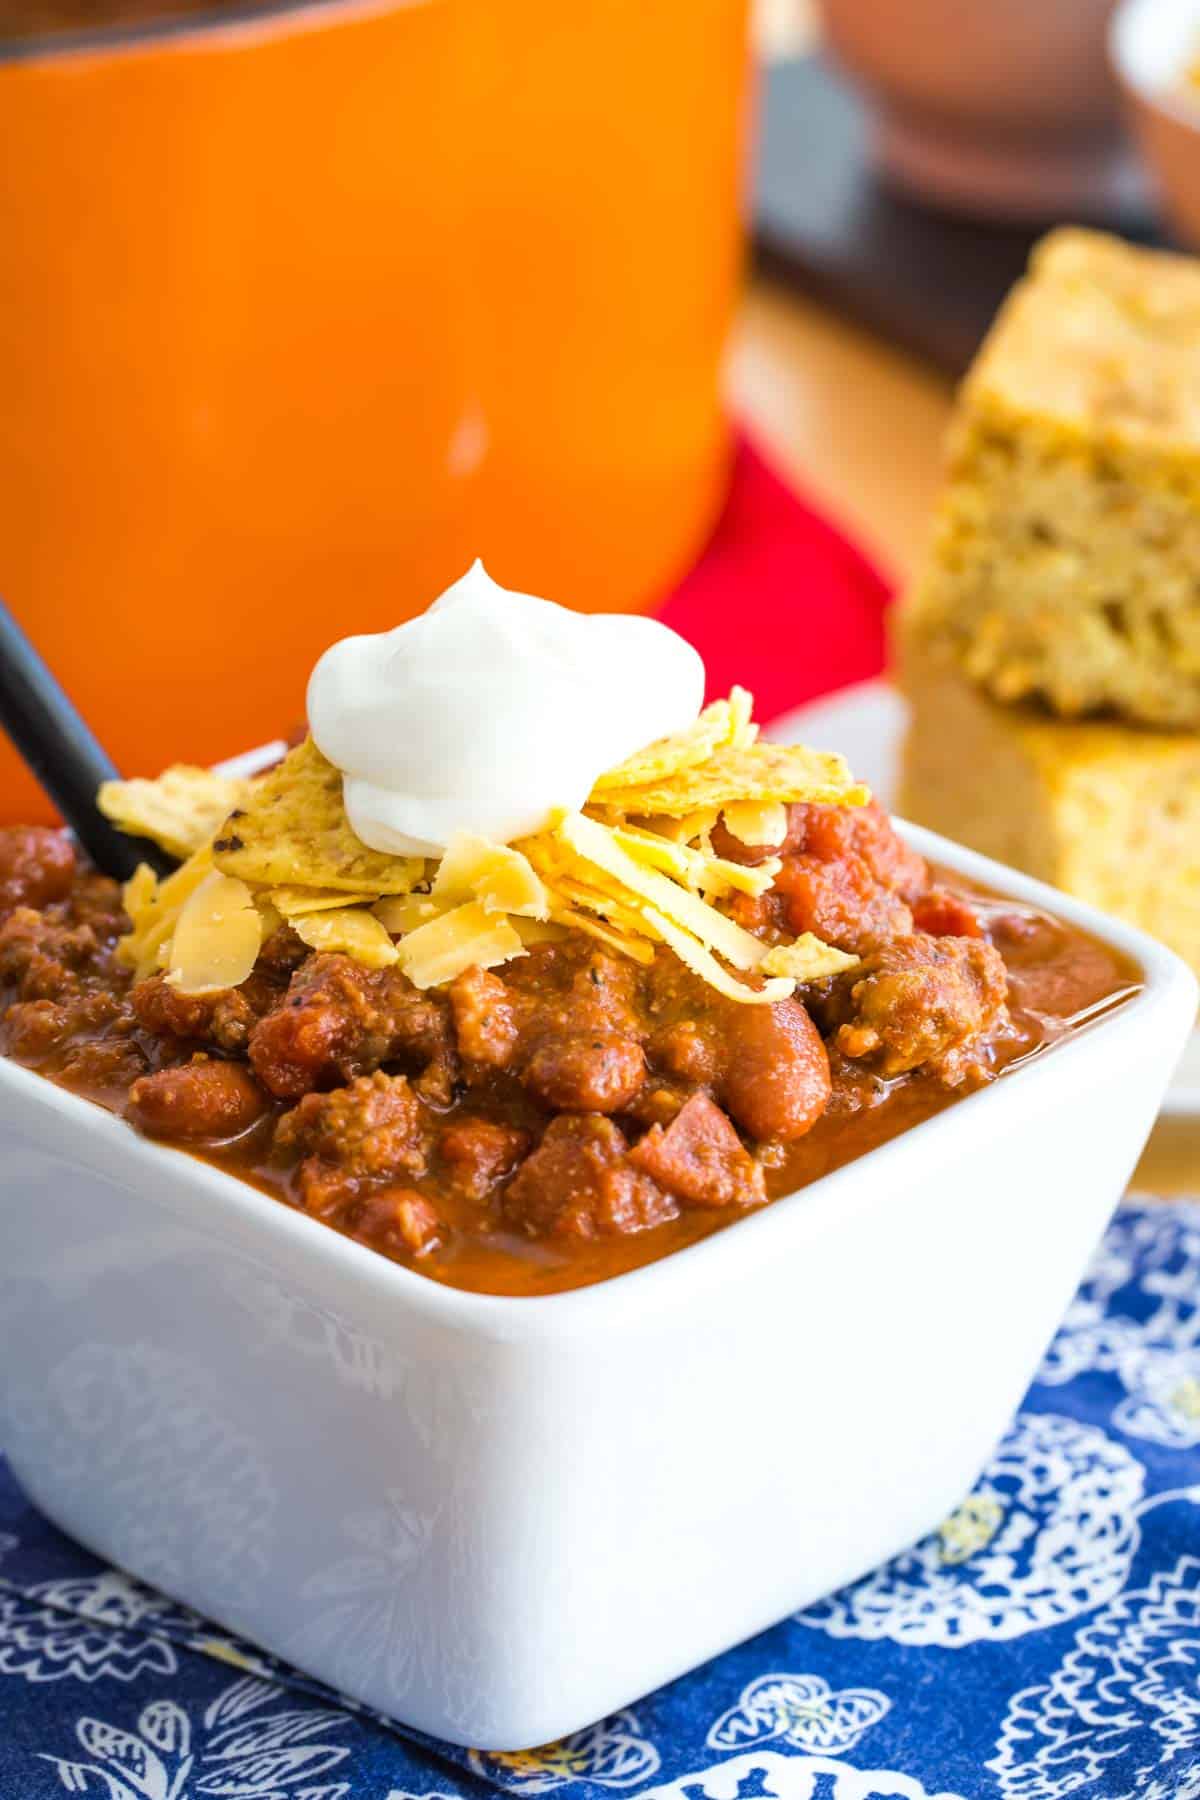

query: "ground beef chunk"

left=249, top=955, right=455, bottom=1102
left=0, top=826, right=76, bottom=915
left=504, top=1115, right=677, bottom=1239
left=523, top=1030, right=645, bottom=1112
left=629, top=1093, right=765, bottom=1209
left=132, top=972, right=277, bottom=1054
left=449, top=968, right=521, bottom=1068
left=61, top=871, right=126, bottom=937
left=718, top=996, right=832, bottom=1141
left=451, top=941, right=646, bottom=1113
left=257, top=924, right=310, bottom=977
left=61, top=1036, right=151, bottom=1098
left=355, top=1187, right=443, bottom=1257
left=132, top=977, right=220, bottom=1041
left=831, top=932, right=1009, bottom=1084
left=647, top=1017, right=723, bottom=1085
left=0, top=907, right=109, bottom=1000
left=622, top=1082, right=696, bottom=1128
left=275, top=1070, right=430, bottom=1215
left=5, top=992, right=124, bottom=1060
left=128, top=1058, right=267, bottom=1140
left=250, top=956, right=379, bottom=1097
left=438, top=1116, right=530, bottom=1200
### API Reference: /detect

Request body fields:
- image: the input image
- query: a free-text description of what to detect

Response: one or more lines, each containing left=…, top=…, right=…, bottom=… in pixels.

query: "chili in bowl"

left=0, top=568, right=1193, bottom=1747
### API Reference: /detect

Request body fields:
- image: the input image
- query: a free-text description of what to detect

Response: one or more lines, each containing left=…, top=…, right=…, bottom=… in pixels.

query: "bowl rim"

left=0, top=817, right=1192, bottom=1343
left=0, top=0, right=388, bottom=69
left=1110, top=0, right=1200, bottom=130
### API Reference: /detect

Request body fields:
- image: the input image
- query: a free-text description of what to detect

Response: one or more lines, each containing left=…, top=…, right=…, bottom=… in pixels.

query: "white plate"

left=767, top=678, right=1200, bottom=1117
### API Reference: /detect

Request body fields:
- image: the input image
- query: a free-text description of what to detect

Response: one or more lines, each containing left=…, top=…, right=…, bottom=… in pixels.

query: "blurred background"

left=0, top=0, right=1195, bottom=815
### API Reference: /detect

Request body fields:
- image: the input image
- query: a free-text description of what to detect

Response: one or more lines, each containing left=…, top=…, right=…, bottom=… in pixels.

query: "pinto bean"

left=128, top=1060, right=267, bottom=1141
left=719, top=997, right=832, bottom=1142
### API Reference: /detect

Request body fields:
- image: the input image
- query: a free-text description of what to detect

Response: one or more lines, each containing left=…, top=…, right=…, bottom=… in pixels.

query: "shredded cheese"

left=167, top=871, right=263, bottom=995
left=395, top=901, right=526, bottom=989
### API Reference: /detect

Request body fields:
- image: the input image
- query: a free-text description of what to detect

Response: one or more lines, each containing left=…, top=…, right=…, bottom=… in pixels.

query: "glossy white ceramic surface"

left=0, top=826, right=1193, bottom=1749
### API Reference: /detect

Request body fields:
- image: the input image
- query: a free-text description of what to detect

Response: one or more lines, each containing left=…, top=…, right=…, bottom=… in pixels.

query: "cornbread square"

left=905, top=227, right=1200, bottom=728
left=899, top=633, right=1200, bottom=977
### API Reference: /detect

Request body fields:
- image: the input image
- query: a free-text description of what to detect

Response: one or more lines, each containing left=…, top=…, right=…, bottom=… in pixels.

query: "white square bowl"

left=0, top=822, right=1194, bottom=1750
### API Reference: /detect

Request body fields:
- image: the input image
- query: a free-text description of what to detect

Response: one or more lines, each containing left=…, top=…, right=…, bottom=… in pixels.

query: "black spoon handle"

left=0, top=599, right=175, bottom=879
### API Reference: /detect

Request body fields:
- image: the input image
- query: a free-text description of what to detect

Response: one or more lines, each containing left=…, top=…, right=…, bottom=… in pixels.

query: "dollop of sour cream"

left=307, top=561, right=706, bottom=857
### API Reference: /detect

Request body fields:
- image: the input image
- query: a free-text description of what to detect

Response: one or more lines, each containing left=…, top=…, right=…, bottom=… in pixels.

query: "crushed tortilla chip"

left=590, top=742, right=868, bottom=820
left=293, top=907, right=399, bottom=969
left=110, top=686, right=866, bottom=1004
left=99, top=766, right=249, bottom=860
left=760, top=935, right=858, bottom=982
left=591, top=692, right=745, bottom=794
left=269, top=885, right=379, bottom=919
left=396, top=901, right=525, bottom=989
left=167, top=870, right=263, bottom=995
left=211, top=739, right=422, bottom=894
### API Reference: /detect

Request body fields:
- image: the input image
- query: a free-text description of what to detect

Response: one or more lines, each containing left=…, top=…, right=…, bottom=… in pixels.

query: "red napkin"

left=655, top=436, right=892, bottom=723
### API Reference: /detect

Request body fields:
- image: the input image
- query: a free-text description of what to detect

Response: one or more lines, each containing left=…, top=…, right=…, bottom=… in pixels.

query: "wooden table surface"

left=729, top=274, right=1197, bottom=1196
left=730, top=277, right=954, bottom=589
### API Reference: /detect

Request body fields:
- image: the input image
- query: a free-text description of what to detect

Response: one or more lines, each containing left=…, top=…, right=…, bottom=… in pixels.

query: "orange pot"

left=0, top=0, right=750, bottom=819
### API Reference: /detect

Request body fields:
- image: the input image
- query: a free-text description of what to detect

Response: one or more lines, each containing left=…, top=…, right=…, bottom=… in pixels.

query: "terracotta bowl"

left=1111, top=0, right=1200, bottom=250
left=816, top=0, right=1128, bottom=219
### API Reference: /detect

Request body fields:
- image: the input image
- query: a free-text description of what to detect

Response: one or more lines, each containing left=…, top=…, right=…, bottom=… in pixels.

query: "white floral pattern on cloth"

left=797, top=1412, right=1146, bottom=1646
left=705, top=1674, right=889, bottom=1757
left=990, top=1540, right=1200, bottom=1798
left=0, top=1564, right=281, bottom=1688
left=643, top=1749, right=968, bottom=1800
left=0, top=1574, right=182, bottom=1685
left=384, top=1792, right=466, bottom=1800
left=1040, top=1202, right=1200, bottom=1384
left=39, top=1672, right=352, bottom=1800
left=469, top=1714, right=661, bottom=1793
left=1036, top=1201, right=1200, bottom=1452
left=1111, top=1346, right=1200, bottom=1451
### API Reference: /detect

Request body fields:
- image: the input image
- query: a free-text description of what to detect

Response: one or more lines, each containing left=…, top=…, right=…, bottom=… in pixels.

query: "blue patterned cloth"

left=2, top=1198, right=1200, bottom=1800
